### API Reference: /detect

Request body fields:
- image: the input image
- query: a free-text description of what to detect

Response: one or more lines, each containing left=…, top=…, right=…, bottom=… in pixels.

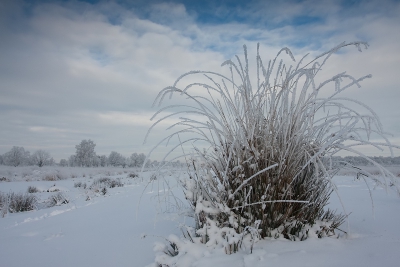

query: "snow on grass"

left=0, top=166, right=399, bottom=266
left=0, top=165, right=146, bottom=182
left=156, top=175, right=400, bottom=267
left=0, top=167, right=185, bottom=267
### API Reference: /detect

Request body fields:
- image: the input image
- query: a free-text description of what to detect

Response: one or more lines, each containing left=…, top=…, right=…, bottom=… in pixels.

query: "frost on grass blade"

left=145, top=42, right=399, bottom=261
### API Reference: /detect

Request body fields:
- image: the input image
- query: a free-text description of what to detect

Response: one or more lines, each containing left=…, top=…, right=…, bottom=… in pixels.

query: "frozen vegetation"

left=0, top=165, right=399, bottom=266
left=143, top=42, right=400, bottom=266
left=1, top=43, right=400, bottom=266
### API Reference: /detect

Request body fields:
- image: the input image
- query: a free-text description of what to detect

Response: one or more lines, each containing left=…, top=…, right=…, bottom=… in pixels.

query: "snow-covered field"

left=0, top=166, right=399, bottom=267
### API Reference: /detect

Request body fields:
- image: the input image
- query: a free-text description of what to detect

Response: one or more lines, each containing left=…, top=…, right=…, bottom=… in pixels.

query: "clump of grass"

left=89, top=177, right=123, bottom=193
left=97, top=177, right=124, bottom=188
left=128, top=172, right=138, bottom=178
left=74, top=181, right=87, bottom=189
left=101, top=187, right=107, bottom=195
left=47, top=192, right=69, bottom=207
left=43, top=174, right=58, bottom=181
left=145, top=41, right=399, bottom=245
left=27, top=186, right=41, bottom=193
left=0, top=192, right=37, bottom=216
left=42, top=170, right=65, bottom=181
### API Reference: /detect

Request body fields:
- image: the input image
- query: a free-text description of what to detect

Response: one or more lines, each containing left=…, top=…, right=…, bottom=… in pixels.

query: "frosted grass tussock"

left=145, top=42, right=400, bottom=245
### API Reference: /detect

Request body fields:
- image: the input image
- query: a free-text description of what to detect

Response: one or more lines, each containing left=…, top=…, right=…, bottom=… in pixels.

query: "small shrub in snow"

left=0, top=192, right=37, bottom=215
left=43, top=173, right=58, bottom=181
left=27, top=186, right=41, bottom=193
left=47, top=186, right=60, bottom=192
left=101, top=187, right=107, bottom=195
left=128, top=172, right=138, bottom=178
left=0, top=193, right=5, bottom=208
left=10, top=192, right=38, bottom=212
left=95, top=177, right=124, bottom=188
left=47, top=192, right=69, bottom=207
left=89, top=177, right=123, bottom=194
left=146, top=41, right=400, bottom=254
left=43, top=174, right=57, bottom=181
left=74, top=182, right=87, bottom=189
left=0, top=177, right=8, bottom=182
left=164, top=240, right=179, bottom=257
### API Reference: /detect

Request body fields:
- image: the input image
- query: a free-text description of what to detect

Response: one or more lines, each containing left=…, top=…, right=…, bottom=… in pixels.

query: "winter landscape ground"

left=0, top=166, right=399, bottom=267
left=1, top=1, right=400, bottom=266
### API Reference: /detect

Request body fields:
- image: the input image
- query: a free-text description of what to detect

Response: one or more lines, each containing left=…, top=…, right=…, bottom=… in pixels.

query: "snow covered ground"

left=0, top=166, right=399, bottom=267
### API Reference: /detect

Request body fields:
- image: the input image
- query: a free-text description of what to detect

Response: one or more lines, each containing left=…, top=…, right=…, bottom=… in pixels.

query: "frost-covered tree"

left=91, top=155, right=100, bottom=167
left=121, top=156, right=128, bottom=168
left=130, top=153, right=146, bottom=167
left=3, top=146, right=30, bottom=167
left=99, top=155, right=108, bottom=167
left=75, top=139, right=96, bottom=167
left=129, top=153, right=138, bottom=167
left=31, top=150, right=51, bottom=167
left=68, top=155, right=77, bottom=167
left=108, top=151, right=123, bottom=167
left=59, top=159, right=68, bottom=167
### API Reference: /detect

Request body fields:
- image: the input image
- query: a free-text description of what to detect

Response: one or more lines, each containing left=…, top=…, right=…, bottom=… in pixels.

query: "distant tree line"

left=331, top=156, right=400, bottom=166
left=62, top=139, right=161, bottom=168
left=62, top=139, right=154, bottom=168
left=0, top=139, right=172, bottom=168
left=0, top=146, right=54, bottom=167
left=4, top=141, right=397, bottom=168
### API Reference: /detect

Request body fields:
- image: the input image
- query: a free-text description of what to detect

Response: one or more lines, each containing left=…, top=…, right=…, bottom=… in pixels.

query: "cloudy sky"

left=1, top=0, right=399, bottom=161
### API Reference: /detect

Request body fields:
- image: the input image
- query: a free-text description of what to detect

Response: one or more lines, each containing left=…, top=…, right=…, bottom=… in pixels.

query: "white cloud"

left=97, top=111, right=171, bottom=126
left=0, top=0, right=399, bottom=160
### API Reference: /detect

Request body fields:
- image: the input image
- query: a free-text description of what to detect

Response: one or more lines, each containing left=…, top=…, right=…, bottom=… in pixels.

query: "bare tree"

left=75, top=140, right=96, bottom=167
left=31, top=150, right=51, bottom=167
